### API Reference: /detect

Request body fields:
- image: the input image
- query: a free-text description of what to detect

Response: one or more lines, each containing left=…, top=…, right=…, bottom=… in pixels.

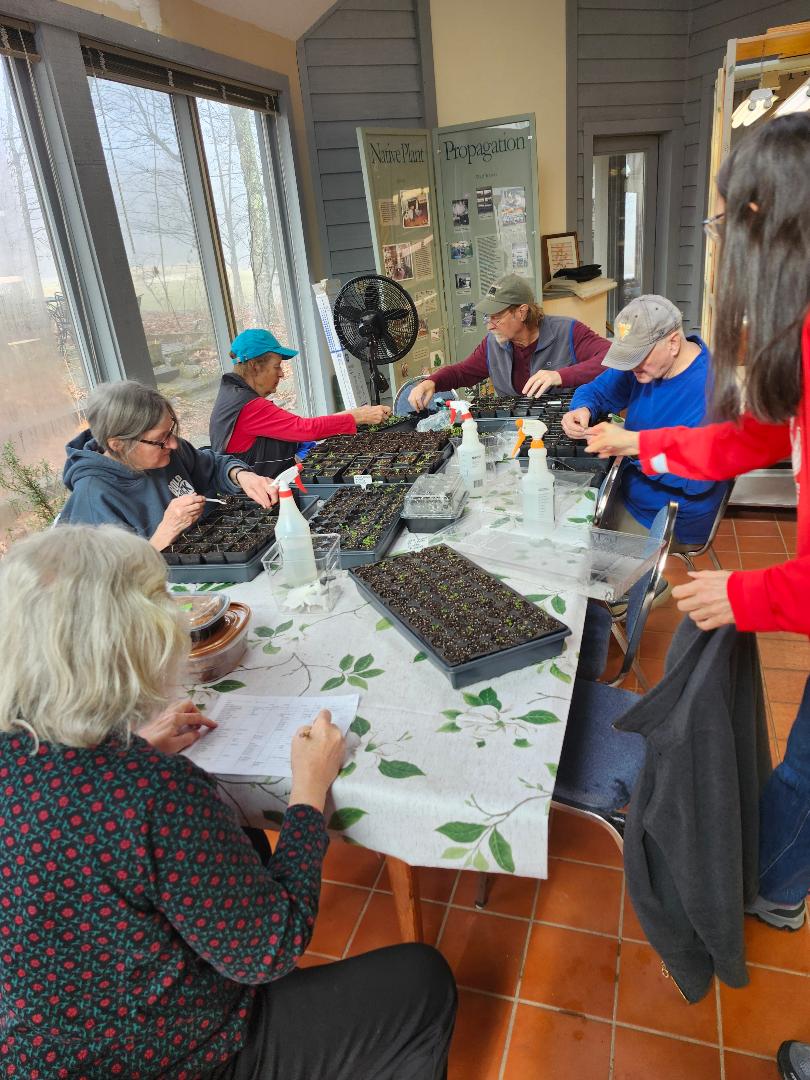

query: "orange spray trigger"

left=511, top=418, right=526, bottom=458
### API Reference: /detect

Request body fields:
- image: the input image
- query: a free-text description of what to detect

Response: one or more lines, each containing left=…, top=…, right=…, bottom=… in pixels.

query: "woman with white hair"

left=61, top=380, right=279, bottom=550
left=0, top=525, right=457, bottom=1078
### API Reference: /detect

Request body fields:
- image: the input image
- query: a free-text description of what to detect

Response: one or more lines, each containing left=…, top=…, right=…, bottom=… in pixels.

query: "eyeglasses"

left=702, top=212, right=725, bottom=242
left=137, top=419, right=178, bottom=449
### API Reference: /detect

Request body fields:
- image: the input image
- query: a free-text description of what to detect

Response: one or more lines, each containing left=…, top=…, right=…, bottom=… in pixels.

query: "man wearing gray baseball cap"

left=563, top=294, right=727, bottom=548
left=407, top=273, right=610, bottom=410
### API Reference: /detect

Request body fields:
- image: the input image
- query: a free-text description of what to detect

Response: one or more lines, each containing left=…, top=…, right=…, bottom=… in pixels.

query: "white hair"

left=0, top=525, right=188, bottom=749
left=86, top=380, right=177, bottom=466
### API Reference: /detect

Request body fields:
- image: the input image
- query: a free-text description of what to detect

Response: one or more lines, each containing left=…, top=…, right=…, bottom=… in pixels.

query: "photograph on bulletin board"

left=357, top=128, right=450, bottom=389
left=433, top=114, right=540, bottom=366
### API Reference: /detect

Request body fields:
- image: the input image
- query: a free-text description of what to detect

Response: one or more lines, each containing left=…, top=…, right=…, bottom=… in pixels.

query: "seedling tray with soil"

left=301, top=436, right=452, bottom=494
left=309, top=486, right=406, bottom=566
left=164, top=494, right=317, bottom=583
left=350, top=545, right=570, bottom=688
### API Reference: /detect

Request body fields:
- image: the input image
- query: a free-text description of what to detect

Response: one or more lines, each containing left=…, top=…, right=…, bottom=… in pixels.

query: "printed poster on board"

left=357, top=129, right=450, bottom=392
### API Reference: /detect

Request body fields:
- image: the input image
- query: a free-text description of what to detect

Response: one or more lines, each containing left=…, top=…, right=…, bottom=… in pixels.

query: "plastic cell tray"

left=309, top=490, right=406, bottom=568
left=165, top=497, right=318, bottom=584
left=301, top=443, right=453, bottom=497
left=349, top=549, right=571, bottom=689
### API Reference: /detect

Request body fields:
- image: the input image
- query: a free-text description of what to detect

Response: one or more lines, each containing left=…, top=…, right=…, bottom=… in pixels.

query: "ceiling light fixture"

left=731, top=87, right=778, bottom=128
left=774, top=75, right=810, bottom=117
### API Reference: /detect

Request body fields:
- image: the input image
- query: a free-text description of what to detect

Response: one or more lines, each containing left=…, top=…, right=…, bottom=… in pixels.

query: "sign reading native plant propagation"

left=357, top=128, right=449, bottom=392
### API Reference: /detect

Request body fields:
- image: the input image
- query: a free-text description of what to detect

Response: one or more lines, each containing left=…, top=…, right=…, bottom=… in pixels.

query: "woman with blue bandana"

left=209, top=329, right=391, bottom=477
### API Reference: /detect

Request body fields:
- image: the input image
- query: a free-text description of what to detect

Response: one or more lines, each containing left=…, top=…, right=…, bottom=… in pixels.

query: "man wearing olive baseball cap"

left=407, top=272, right=611, bottom=410
left=563, top=294, right=728, bottom=549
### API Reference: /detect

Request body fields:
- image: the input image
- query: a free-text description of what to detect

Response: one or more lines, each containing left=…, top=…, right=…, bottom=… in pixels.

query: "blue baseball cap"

left=229, top=328, right=298, bottom=364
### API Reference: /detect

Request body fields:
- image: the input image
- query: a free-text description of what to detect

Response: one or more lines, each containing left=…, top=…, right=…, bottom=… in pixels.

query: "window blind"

left=82, top=40, right=278, bottom=113
left=0, top=18, right=38, bottom=61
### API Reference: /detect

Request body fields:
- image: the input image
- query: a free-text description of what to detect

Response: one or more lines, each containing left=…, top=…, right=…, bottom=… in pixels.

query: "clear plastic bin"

left=401, top=473, right=468, bottom=532
left=262, top=532, right=343, bottom=612
left=449, top=524, right=664, bottom=602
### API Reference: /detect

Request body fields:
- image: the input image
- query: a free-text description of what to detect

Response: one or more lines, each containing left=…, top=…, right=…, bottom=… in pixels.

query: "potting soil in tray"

left=310, top=486, right=406, bottom=566
left=350, top=545, right=570, bottom=687
left=301, top=439, right=451, bottom=487
left=163, top=495, right=316, bottom=583
left=468, top=389, right=577, bottom=419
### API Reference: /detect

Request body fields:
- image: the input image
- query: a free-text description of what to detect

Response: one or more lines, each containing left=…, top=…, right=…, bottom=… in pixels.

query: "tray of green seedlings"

left=300, top=430, right=453, bottom=495
left=163, top=494, right=318, bottom=583
left=350, top=544, right=571, bottom=688
left=309, top=486, right=407, bottom=567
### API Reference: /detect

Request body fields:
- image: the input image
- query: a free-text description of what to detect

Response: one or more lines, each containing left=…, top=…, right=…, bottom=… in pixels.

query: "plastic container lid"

left=402, top=473, right=468, bottom=520
left=185, top=601, right=251, bottom=684
left=173, top=591, right=230, bottom=642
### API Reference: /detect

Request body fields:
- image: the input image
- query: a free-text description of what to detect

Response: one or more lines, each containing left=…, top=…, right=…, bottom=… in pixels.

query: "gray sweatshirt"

left=615, top=618, right=771, bottom=1003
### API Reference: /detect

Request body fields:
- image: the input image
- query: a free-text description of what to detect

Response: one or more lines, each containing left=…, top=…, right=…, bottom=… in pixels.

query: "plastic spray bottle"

left=449, top=400, right=486, bottom=493
left=512, top=418, right=555, bottom=530
left=274, top=464, right=317, bottom=586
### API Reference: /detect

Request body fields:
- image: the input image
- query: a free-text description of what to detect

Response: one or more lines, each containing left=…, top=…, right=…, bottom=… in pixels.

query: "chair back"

left=591, top=456, right=626, bottom=529
left=612, top=500, right=678, bottom=685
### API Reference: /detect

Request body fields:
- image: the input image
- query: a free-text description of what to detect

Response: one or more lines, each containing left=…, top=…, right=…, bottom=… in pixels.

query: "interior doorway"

left=591, top=134, right=659, bottom=324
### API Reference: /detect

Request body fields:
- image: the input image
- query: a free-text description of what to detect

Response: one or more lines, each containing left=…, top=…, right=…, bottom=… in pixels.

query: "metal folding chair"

left=669, top=480, right=736, bottom=571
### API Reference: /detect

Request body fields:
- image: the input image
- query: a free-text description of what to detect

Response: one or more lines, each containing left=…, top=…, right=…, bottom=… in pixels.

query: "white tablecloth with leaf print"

left=176, top=478, right=596, bottom=879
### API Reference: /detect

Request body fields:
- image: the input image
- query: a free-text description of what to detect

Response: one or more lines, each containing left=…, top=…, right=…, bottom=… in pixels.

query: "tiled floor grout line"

left=715, top=977, right=726, bottom=1080
left=340, top=885, right=376, bottom=959
left=433, top=870, right=461, bottom=948
left=515, top=998, right=726, bottom=1048
left=496, top=878, right=541, bottom=1080
left=608, top=875, right=626, bottom=1080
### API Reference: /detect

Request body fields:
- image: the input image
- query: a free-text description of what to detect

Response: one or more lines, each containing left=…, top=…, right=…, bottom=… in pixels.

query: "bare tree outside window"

left=0, top=62, right=88, bottom=546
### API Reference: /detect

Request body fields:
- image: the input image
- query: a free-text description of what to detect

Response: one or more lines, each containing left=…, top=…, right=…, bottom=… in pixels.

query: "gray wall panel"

left=297, top=0, right=436, bottom=280
left=575, top=0, right=809, bottom=333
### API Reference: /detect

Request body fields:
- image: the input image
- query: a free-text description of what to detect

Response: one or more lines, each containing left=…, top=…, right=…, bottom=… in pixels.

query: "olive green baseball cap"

left=603, top=295, right=683, bottom=370
left=475, top=273, right=537, bottom=317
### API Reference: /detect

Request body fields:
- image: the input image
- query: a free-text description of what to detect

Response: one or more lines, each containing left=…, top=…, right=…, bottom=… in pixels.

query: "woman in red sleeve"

left=586, top=116, right=810, bottom=951
left=209, top=329, right=391, bottom=477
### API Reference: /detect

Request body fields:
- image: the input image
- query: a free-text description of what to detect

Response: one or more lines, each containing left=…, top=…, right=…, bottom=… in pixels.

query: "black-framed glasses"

left=702, top=212, right=725, bottom=241
left=137, top=419, right=178, bottom=449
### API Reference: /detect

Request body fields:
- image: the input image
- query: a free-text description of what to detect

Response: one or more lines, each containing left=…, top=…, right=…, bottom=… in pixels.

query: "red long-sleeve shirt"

left=226, top=397, right=356, bottom=453
left=431, top=320, right=610, bottom=394
left=637, top=313, right=809, bottom=636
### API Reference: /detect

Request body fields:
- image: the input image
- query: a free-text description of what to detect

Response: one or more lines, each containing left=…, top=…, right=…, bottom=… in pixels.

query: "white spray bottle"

left=274, top=464, right=317, bottom=586
left=512, top=418, right=555, bottom=530
left=449, top=399, right=486, bottom=493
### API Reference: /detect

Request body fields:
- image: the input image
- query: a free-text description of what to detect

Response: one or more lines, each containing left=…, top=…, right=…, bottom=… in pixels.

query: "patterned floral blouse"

left=0, top=732, right=328, bottom=1078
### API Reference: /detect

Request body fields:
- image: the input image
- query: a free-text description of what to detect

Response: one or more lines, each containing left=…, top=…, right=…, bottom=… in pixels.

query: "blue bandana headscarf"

left=229, top=328, right=298, bottom=364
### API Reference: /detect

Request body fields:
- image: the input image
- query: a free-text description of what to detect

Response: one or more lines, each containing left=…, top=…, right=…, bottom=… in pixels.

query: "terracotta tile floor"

left=294, top=513, right=810, bottom=1079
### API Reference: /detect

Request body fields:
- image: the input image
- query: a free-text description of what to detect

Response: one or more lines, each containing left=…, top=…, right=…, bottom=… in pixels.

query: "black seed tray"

left=402, top=514, right=461, bottom=534
left=301, top=443, right=453, bottom=497
left=309, top=487, right=406, bottom=567
left=350, top=545, right=571, bottom=689
left=164, top=495, right=318, bottom=583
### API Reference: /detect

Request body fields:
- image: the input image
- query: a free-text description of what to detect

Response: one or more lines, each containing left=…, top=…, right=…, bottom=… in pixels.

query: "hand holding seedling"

left=561, top=407, right=592, bottom=439
left=583, top=422, right=640, bottom=458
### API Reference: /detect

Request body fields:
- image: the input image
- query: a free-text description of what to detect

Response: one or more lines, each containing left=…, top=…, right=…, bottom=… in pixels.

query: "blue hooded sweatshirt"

left=60, top=430, right=245, bottom=540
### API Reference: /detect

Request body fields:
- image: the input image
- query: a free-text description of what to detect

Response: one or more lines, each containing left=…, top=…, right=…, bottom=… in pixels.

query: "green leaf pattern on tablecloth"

left=186, top=480, right=595, bottom=874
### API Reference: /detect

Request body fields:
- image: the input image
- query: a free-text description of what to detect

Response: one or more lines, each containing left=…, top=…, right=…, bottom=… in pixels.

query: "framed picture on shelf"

left=541, top=231, right=580, bottom=283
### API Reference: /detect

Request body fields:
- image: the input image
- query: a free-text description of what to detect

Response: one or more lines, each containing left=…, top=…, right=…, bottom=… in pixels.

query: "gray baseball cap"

left=475, top=274, right=537, bottom=317
left=603, top=295, right=683, bottom=370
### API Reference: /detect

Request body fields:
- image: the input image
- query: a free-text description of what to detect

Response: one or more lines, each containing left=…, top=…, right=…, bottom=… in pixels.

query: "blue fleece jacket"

left=60, top=430, right=244, bottom=540
left=571, top=337, right=726, bottom=544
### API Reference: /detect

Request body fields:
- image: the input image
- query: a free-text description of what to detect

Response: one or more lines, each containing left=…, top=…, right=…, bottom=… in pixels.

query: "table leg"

left=386, top=856, right=423, bottom=942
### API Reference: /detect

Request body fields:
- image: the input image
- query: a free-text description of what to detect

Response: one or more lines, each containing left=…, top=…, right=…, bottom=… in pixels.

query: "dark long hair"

left=711, top=113, right=810, bottom=422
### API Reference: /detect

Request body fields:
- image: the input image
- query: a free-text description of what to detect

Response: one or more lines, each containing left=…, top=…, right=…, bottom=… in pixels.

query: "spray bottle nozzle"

left=448, top=399, right=473, bottom=425
left=511, top=418, right=548, bottom=457
left=275, top=463, right=308, bottom=495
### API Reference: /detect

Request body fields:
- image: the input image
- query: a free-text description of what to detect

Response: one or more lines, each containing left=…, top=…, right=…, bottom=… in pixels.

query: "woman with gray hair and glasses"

left=0, top=525, right=457, bottom=1079
left=60, top=380, right=278, bottom=550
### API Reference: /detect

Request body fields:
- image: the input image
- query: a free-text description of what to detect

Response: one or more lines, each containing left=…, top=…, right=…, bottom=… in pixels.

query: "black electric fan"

left=333, top=274, right=419, bottom=405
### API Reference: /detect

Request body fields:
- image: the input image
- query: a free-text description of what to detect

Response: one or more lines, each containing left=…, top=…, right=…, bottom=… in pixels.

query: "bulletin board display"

left=433, top=114, right=541, bottom=367
left=357, top=127, right=450, bottom=392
